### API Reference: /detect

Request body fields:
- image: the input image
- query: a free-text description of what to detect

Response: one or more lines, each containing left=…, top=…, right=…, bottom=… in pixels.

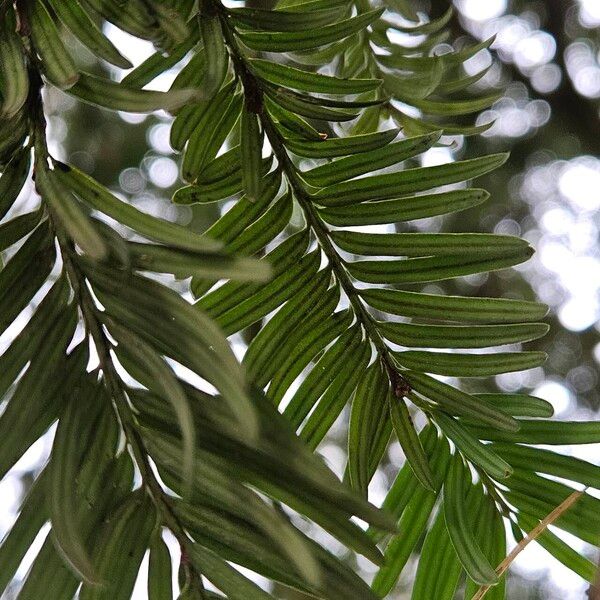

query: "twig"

left=26, top=42, right=206, bottom=593
left=472, top=488, right=585, bottom=600
left=211, top=0, right=413, bottom=397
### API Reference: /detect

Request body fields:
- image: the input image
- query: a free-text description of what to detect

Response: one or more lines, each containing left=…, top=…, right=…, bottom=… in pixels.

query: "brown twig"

left=472, top=488, right=586, bottom=600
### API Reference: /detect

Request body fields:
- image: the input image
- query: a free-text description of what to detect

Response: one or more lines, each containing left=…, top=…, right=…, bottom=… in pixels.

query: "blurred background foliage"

left=5, top=1, right=598, bottom=598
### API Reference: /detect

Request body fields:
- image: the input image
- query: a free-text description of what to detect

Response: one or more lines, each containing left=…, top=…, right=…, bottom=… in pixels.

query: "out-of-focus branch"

left=541, top=0, right=600, bottom=154
left=430, top=0, right=600, bottom=154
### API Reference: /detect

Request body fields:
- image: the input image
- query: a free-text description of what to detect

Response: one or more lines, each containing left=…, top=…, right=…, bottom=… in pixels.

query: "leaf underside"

left=0, top=2, right=597, bottom=600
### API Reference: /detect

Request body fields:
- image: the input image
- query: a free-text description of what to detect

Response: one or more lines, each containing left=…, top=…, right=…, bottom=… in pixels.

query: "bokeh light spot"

left=454, top=0, right=507, bottom=22
left=147, top=157, right=179, bottom=188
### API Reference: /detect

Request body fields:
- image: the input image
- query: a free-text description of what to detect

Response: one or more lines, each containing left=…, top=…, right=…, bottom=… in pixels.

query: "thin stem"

left=214, top=0, right=410, bottom=395
left=27, top=58, right=203, bottom=588
left=472, top=488, right=585, bottom=600
left=213, top=2, right=516, bottom=512
left=60, top=239, right=198, bottom=562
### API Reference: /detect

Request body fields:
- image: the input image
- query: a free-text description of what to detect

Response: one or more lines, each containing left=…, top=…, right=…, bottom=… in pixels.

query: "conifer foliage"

left=0, top=0, right=599, bottom=598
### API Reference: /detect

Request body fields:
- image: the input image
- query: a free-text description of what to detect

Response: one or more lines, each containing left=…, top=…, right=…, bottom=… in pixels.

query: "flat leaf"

left=18, top=453, right=134, bottom=599
left=244, top=269, right=332, bottom=386
left=396, top=350, right=547, bottom=376
left=303, top=131, right=439, bottom=187
left=403, top=371, right=519, bottom=431
left=170, top=79, right=234, bottom=152
left=300, top=343, right=371, bottom=450
left=226, top=190, right=292, bottom=255
left=285, top=128, right=398, bottom=158
left=470, top=419, right=600, bottom=444
left=54, top=162, right=222, bottom=252
left=48, top=0, right=132, bottom=69
left=199, top=170, right=282, bottom=243
left=188, top=545, right=274, bottom=600
left=437, top=67, right=491, bottom=95
left=49, top=378, right=104, bottom=584
left=148, top=533, right=173, bottom=600
left=241, top=105, right=264, bottom=201
left=505, top=470, right=600, bottom=540
left=505, top=490, right=599, bottom=547
left=443, top=453, right=498, bottom=585
left=196, top=143, right=243, bottom=184
left=283, top=321, right=359, bottom=427
left=0, top=12, right=29, bottom=117
left=147, top=0, right=190, bottom=48
left=0, top=146, right=31, bottom=220
left=331, top=231, right=529, bottom=257
left=369, top=426, right=444, bottom=541
left=70, top=73, right=200, bottom=113
left=383, top=60, right=444, bottom=100
left=230, top=6, right=342, bottom=31
left=491, top=443, right=600, bottom=487
left=0, top=237, right=55, bottom=333
left=28, top=0, right=79, bottom=89
left=389, top=396, right=435, bottom=490
left=0, top=210, right=43, bottom=252
left=346, top=247, right=533, bottom=284
left=265, top=96, right=323, bottom=139
left=170, top=44, right=206, bottom=91
left=379, top=37, right=496, bottom=71
left=0, top=470, right=49, bottom=595
left=393, top=107, right=494, bottom=137
left=239, top=9, right=383, bottom=52
left=0, top=277, right=68, bottom=400
left=111, top=323, right=196, bottom=494
left=174, top=500, right=322, bottom=593
left=266, top=87, right=359, bottom=122
left=472, top=393, right=554, bottom=418
left=411, top=505, right=463, bottom=600
left=83, top=0, right=156, bottom=39
left=360, top=288, right=548, bottom=323
left=137, top=385, right=396, bottom=534
left=372, top=435, right=450, bottom=596
left=268, top=306, right=351, bottom=407
left=372, top=489, right=438, bottom=596
left=388, top=7, right=453, bottom=34
left=79, top=492, right=156, bottom=600
left=250, top=58, right=381, bottom=94
left=182, top=90, right=242, bottom=181
left=196, top=230, right=309, bottom=315
left=126, top=242, right=272, bottom=282
left=347, top=362, right=389, bottom=497
left=16, top=535, right=80, bottom=600
left=464, top=488, right=506, bottom=599
left=0, top=308, right=79, bottom=480
left=319, top=189, right=489, bottom=225
left=216, top=250, right=320, bottom=335
left=200, top=13, right=227, bottom=98
left=272, top=88, right=382, bottom=112
left=378, top=321, right=549, bottom=348
left=36, top=164, right=107, bottom=260
left=314, top=153, right=509, bottom=206
left=121, top=39, right=192, bottom=87
left=435, top=412, right=513, bottom=480
left=83, top=265, right=258, bottom=440
left=406, top=92, right=502, bottom=116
